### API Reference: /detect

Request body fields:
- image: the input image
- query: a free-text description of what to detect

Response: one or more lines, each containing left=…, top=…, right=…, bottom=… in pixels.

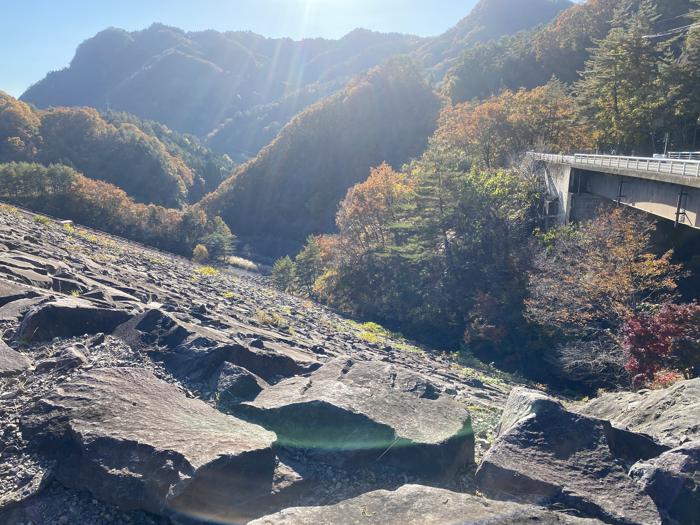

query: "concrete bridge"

left=529, top=152, right=700, bottom=229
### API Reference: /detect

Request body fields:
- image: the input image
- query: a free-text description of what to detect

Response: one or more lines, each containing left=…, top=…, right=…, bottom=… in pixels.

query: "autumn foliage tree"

left=0, top=162, right=220, bottom=255
left=526, top=207, right=683, bottom=386
left=335, top=162, right=413, bottom=254
left=437, top=80, right=591, bottom=168
left=622, top=302, right=700, bottom=387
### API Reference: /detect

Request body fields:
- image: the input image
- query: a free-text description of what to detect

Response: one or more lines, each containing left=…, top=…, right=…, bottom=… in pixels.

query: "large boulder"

left=476, top=388, right=665, bottom=525
left=578, top=378, right=700, bottom=447
left=20, top=367, right=283, bottom=522
left=113, top=309, right=319, bottom=385
left=17, top=297, right=133, bottom=342
left=630, top=440, right=700, bottom=525
left=235, top=358, right=474, bottom=476
left=0, top=340, right=31, bottom=377
left=249, top=484, right=603, bottom=525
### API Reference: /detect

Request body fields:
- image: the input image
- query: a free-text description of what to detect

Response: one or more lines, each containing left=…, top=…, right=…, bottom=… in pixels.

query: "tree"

left=336, top=162, right=413, bottom=254
left=437, top=80, right=590, bottom=168
left=308, top=137, right=541, bottom=352
left=0, top=92, right=41, bottom=160
left=623, top=302, right=700, bottom=387
left=576, top=2, right=670, bottom=153
left=294, top=236, right=324, bottom=295
left=271, top=256, right=296, bottom=292
left=199, top=217, right=235, bottom=261
left=527, top=207, right=681, bottom=337
left=526, top=207, right=683, bottom=387
left=0, top=161, right=209, bottom=255
left=192, top=244, right=209, bottom=263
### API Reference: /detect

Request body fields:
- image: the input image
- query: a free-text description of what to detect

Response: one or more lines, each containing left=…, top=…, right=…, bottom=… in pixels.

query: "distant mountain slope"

left=21, top=25, right=421, bottom=161
left=21, top=1, right=572, bottom=162
left=413, top=0, right=572, bottom=77
left=0, top=91, right=231, bottom=207
left=200, top=59, right=442, bottom=256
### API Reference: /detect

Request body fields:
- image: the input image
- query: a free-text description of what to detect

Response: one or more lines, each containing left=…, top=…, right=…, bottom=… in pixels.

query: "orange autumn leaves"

left=335, top=163, right=413, bottom=255
left=437, top=80, right=591, bottom=168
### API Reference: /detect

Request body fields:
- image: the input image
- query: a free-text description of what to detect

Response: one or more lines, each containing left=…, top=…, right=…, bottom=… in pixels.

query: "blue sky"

left=0, top=0, right=479, bottom=97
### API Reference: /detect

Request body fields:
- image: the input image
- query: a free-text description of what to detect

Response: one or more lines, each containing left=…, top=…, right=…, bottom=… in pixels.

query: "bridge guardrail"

left=528, top=152, right=700, bottom=178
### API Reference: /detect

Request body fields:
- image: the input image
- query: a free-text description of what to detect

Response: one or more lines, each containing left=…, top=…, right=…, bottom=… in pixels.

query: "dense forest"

left=444, top=0, right=699, bottom=153
left=0, top=92, right=233, bottom=206
left=0, top=93, right=234, bottom=255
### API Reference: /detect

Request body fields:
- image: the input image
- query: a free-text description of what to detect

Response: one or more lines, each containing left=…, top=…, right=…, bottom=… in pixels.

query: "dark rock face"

left=250, top=484, right=602, bottom=525
left=0, top=297, right=47, bottom=322
left=33, top=344, right=88, bottom=373
left=236, top=358, right=474, bottom=476
left=114, top=308, right=319, bottom=386
left=578, top=378, right=700, bottom=447
left=0, top=340, right=30, bottom=377
left=20, top=367, right=280, bottom=522
left=216, top=362, right=268, bottom=411
left=476, top=388, right=664, bottom=525
left=17, top=298, right=133, bottom=342
left=630, top=441, right=700, bottom=525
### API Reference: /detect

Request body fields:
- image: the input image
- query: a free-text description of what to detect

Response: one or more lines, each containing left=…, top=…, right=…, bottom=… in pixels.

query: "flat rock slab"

left=17, top=297, right=133, bottom=342
left=236, top=358, right=474, bottom=476
left=249, top=484, right=603, bottom=525
left=477, top=388, right=664, bottom=525
left=0, top=340, right=31, bottom=377
left=0, top=266, right=53, bottom=289
left=0, top=278, right=41, bottom=307
left=578, top=378, right=700, bottom=447
left=20, top=367, right=280, bottom=521
left=0, top=297, right=47, bottom=322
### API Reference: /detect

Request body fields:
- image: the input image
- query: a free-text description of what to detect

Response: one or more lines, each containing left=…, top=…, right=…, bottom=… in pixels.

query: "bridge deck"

left=529, top=153, right=700, bottom=189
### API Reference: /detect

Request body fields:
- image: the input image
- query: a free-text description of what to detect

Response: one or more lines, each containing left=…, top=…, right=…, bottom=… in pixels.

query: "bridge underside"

left=543, top=163, right=700, bottom=229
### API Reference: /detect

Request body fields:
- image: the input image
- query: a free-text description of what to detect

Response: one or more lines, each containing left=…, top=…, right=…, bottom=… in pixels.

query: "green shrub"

left=272, top=256, right=296, bottom=291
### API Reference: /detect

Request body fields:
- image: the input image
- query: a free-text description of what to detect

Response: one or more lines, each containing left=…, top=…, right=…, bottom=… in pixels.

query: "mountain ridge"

left=20, top=0, right=571, bottom=161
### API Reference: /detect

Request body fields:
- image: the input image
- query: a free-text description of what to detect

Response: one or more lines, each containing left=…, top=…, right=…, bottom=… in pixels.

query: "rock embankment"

left=0, top=205, right=696, bottom=524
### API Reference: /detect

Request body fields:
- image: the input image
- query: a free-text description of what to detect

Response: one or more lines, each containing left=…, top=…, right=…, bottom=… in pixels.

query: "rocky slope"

left=0, top=204, right=697, bottom=524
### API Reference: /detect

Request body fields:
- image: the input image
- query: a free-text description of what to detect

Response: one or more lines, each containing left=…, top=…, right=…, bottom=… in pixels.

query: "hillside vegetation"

left=0, top=92, right=233, bottom=206
left=201, top=58, right=442, bottom=255
left=414, top=0, right=572, bottom=76
left=20, top=0, right=570, bottom=161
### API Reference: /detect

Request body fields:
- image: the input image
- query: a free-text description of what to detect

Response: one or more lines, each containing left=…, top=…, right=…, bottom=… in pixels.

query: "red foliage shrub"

left=622, top=302, right=700, bottom=387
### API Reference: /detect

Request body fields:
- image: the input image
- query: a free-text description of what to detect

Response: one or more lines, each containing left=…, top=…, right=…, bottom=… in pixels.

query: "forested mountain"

left=20, top=24, right=421, bottom=161
left=201, top=58, right=442, bottom=255
left=0, top=92, right=233, bottom=206
left=443, top=0, right=694, bottom=104
left=414, top=0, right=571, bottom=76
left=20, top=0, right=570, bottom=161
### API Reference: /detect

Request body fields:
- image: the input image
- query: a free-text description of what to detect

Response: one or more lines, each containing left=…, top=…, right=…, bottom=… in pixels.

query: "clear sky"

left=0, top=0, right=479, bottom=98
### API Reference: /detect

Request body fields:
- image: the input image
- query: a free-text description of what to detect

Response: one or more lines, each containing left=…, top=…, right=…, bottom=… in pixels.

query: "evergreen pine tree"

left=576, top=1, right=669, bottom=153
